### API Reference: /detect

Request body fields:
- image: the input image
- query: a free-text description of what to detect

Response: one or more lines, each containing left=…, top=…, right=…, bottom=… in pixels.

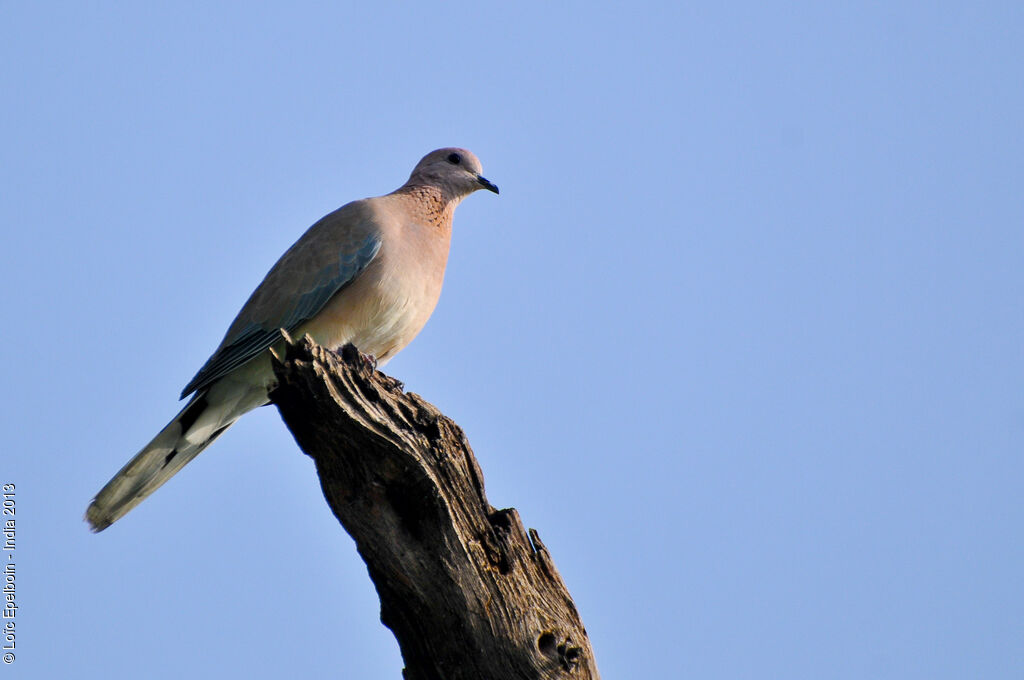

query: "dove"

left=86, top=148, right=498, bottom=531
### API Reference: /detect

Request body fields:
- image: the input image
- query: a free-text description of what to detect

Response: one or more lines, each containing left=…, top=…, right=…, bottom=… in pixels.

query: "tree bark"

left=268, top=335, right=600, bottom=680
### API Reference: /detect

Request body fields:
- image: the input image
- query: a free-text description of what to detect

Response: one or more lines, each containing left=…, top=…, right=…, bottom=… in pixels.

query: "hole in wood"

left=537, top=632, right=556, bottom=656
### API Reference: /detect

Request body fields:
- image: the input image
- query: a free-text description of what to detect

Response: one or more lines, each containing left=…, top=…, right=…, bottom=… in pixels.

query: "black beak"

left=476, top=175, right=499, bottom=194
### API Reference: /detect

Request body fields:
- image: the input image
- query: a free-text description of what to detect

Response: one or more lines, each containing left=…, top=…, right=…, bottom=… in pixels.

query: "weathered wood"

left=268, top=336, right=600, bottom=680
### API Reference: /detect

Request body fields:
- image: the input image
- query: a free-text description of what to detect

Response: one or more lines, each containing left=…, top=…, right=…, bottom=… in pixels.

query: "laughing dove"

left=86, top=148, right=498, bottom=532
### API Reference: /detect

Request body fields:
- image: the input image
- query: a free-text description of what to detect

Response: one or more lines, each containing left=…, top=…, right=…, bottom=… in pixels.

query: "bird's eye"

left=447, top=153, right=462, bottom=165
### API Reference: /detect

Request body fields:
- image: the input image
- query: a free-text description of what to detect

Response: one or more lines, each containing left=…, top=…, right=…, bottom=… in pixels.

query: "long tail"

left=86, top=392, right=242, bottom=532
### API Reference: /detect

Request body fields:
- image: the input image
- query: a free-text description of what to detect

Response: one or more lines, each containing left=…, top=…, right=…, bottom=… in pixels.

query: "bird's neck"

left=390, top=184, right=460, bottom=230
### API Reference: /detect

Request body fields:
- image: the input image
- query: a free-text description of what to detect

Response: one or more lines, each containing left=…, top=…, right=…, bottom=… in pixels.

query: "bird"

left=86, top=148, right=498, bottom=532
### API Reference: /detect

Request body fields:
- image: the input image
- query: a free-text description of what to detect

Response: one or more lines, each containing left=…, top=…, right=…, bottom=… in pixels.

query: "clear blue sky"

left=3, top=3, right=1022, bottom=678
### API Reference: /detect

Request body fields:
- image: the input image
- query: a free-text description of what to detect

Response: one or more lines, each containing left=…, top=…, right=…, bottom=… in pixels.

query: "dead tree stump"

left=268, top=336, right=600, bottom=680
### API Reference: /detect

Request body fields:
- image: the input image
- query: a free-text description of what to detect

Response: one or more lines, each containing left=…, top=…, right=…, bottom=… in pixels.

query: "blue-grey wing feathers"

left=180, top=226, right=381, bottom=399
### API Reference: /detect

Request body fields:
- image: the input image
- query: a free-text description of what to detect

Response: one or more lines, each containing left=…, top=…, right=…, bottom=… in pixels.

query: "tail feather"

left=86, top=394, right=237, bottom=532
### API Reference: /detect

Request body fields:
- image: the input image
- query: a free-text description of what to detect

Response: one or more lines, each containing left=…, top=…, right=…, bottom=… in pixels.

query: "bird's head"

left=405, top=147, right=499, bottom=199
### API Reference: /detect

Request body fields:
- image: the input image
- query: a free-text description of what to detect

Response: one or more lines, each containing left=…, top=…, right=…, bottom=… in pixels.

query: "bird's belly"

left=297, top=266, right=440, bottom=365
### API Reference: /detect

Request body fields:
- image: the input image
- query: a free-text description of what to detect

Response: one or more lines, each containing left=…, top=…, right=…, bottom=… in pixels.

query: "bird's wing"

left=180, top=202, right=382, bottom=398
